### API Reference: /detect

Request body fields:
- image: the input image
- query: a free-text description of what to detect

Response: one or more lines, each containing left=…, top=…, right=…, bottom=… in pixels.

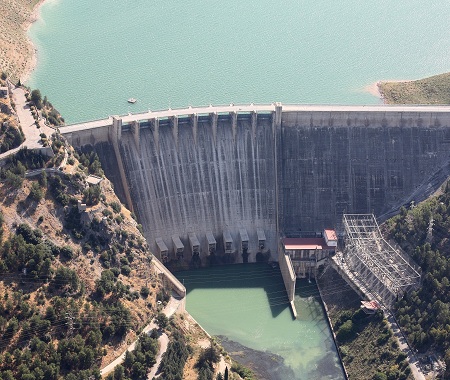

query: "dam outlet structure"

left=62, top=104, right=450, bottom=287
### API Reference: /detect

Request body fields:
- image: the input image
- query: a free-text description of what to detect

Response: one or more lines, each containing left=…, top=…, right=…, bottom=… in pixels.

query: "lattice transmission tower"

left=343, top=214, right=421, bottom=307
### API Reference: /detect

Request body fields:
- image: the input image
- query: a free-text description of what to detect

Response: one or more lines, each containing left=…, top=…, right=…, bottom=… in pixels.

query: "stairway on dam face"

left=78, top=106, right=450, bottom=265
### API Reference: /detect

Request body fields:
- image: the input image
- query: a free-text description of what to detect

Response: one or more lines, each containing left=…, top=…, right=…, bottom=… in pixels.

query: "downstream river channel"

left=176, top=263, right=345, bottom=380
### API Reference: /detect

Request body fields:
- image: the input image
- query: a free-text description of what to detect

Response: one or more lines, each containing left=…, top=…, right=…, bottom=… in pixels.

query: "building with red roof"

left=282, top=229, right=337, bottom=278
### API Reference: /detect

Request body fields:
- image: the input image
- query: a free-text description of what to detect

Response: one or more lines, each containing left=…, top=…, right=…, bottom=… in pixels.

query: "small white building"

left=188, top=232, right=200, bottom=256
left=172, top=235, right=184, bottom=259
left=86, top=175, right=103, bottom=186
left=156, top=238, right=169, bottom=262
left=324, top=229, right=338, bottom=247
left=282, top=229, right=337, bottom=278
left=223, top=230, right=233, bottom=253
left=206, top=231, right=216, bottom=254
left=239, top=228, right=249, bottom=251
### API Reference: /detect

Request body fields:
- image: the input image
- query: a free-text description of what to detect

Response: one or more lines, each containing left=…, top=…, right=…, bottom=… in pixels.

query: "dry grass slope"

left=0, top=0, right=40, bottom=81
left=379, top=72, right=450, bottom=104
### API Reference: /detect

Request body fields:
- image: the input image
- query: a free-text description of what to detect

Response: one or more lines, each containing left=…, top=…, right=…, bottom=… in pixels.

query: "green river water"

left=176, top=264, right=344, bottom=380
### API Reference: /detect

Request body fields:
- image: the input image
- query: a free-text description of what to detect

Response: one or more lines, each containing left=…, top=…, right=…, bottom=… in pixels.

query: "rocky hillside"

left=0, top=87, right=241, bottom=380
left=0, top=105, right=171, bottom=378
left=0, top=74, right=24, bottom=153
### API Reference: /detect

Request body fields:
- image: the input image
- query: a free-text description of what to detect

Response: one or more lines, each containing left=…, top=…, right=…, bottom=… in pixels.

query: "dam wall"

left=63, top=105, right=450, bottom=264
left=279, top=108, right=450, bottom=234
left=118, top=114, right=278, bottom=261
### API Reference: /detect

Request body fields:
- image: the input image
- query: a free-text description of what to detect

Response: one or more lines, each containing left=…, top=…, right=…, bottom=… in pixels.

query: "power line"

left=0, top=280, right=355, bottom=350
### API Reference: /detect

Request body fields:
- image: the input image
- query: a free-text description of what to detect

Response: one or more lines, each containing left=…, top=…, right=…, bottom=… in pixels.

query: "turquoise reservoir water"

left=176, top=264, right=344, bottom=380
left=28, top=0, right=450, bottom=123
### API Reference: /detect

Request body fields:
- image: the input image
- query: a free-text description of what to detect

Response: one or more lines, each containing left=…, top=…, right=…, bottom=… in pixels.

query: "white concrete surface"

left=63, top=103, right=450, bottom=134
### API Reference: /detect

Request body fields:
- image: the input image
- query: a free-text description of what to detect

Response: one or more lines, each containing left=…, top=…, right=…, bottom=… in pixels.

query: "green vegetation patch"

left=158, top=329, right=192, bottom=379
left=0, top=121, right=24, bottom=153
left=332, top=309, right=411, bottom=380
left=386, top=180, right=450, bottom=378
left=106, top=332, right=159, bottom=380
left=379, top=72, right=450, bottom=104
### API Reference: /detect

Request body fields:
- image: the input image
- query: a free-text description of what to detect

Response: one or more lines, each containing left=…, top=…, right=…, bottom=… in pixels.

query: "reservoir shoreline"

left=21, top=0, right=50, bottom=83
left=365, top=79, right=415, bottom=104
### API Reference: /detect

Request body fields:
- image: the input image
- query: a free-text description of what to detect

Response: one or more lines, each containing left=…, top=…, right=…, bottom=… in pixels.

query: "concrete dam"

left=62, top=104, right=450, bottom=264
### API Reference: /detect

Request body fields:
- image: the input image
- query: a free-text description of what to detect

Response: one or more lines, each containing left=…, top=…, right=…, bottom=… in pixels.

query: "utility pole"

left=65, top=312, right=74, bottom=337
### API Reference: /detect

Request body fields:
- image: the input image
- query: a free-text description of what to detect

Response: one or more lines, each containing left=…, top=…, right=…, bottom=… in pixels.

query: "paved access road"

left=100, top=296, right=182, bottom=377
left=0, top=86, right=54, bottom=162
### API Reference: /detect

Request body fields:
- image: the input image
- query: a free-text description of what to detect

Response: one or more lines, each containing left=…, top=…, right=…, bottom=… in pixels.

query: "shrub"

left=60, top=246, right=74, bottom=259
left=5, top=170, right=23, bottom=188
left=158, top=330, right=190, bottom=379
left=156, top=289, right=170, bottom=303
left=336, top=319, right=355, bottom=342
left=102, top=209, right=112, bottom=218
left=121, top=265, right=131, bottom=276
left=30, top=89, right=42, bottom=109
left=231, top=362, right=256, bottom=380
left=95, top=270, right=116, bottom=297
left=196, top=342, right=221, bottom=370
left=120, top=256, right=129, bottom=266
left=53, top=267, right=79, bottom=292
left=16, top=223, right=42, bottom=244
left=140, top=286, right=150, bottom=299
left=396, top=352, right=407, bottom=363
left=49, top=176, right=69, bottom=205
left=110, top=267, right=120, bottom=277
left=110, top=202, right=121, bottom=213
left=156, top=312, right=168, bottom=329
left=373, top=373, right=387, bottom=380
left=83, top=185, right=101, bottom=206
left=39, top=170, right=47, bottom=187
left=29, top=181, right=43, bottom=201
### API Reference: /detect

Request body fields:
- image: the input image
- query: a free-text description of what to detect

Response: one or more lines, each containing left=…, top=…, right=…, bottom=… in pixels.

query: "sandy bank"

left=365, top=79, right=413, bottom=104
left=364, top=82, right=383, bottom=100
left=21, top=0, right=52, bottom=83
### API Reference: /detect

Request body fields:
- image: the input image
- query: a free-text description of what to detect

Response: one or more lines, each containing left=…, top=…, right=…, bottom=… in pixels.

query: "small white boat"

left=128, top=98, right=137, bottom=104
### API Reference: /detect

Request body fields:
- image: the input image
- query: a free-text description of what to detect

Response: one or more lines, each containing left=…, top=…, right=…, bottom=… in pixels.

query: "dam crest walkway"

left=62, top=103, right=450, bottom=134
